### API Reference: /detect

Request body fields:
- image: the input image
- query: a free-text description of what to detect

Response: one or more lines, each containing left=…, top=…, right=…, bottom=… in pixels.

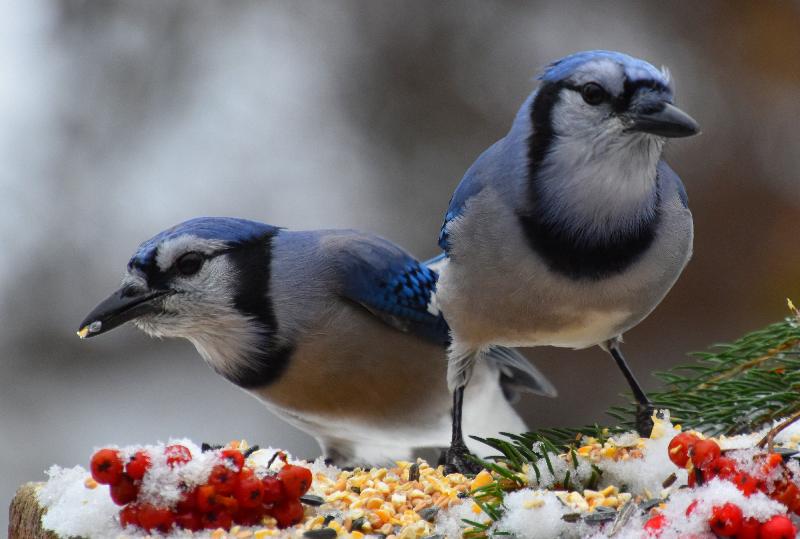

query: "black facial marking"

left=615, top=78, right=672, bottom=113
left=519, top=80, right=661, bottom=281
left=176, top=252, right=204, bottom=276
left=223, top=233, right=294, bottom=389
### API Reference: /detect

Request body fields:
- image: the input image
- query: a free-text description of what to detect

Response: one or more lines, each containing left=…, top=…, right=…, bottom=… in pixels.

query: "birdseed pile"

left=34, top=413, right=800, bottom=538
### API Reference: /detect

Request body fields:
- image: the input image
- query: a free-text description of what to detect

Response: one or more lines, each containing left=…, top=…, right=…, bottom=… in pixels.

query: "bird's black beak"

left=76, top=287, right=172, bottom=339
left=627, top=103, right=700, bottom=138
left=627, top=102, right=700, bottom=138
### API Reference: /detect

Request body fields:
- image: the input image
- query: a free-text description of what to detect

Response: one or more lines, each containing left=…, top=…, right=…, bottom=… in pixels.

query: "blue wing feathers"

left=339, top=236, right=449, bottom=345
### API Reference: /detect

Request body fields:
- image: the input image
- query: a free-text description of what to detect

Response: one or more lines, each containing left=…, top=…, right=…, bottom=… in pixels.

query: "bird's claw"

left=441, top=442, right=482, bottom=475
left=635, top=401, right=655, bottom=437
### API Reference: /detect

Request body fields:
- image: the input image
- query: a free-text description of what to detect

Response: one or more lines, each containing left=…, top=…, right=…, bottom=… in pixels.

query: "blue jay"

left=435, top=50, right=699, bottom=471
left=77, top=217, right=556, bottom=465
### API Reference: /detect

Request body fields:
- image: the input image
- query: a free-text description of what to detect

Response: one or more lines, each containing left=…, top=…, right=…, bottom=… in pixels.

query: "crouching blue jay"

left=77, top=217, right=556, bottom=465
left=434, top=50, right=700, bottom=471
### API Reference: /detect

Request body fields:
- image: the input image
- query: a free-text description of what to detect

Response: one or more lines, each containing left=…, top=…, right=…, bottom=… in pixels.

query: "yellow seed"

left=600, top=447, right=617, bottom=458
left=470, top=470, right=493, bottom=491
left=391, top=493, right=407, bottom=506
left=83, top=477, right=98, bottom=489
left=471, top=502, right=482, bottom=514
left=601, top=496, right=618, bottom=507
left=329, top=521, right=342, bottom=532
left=599, top=485, right=618, bottom=497
left=366, top=497, right=383, bottom=509
left=583, top=489, right=599, bottom=499
left=254, top=531, right=269, bottom=539
left=237, top=532, right=253, bottom=539
left=231, top=526, right=241, bottom=535
left=211, top=529, right=226, bottom=539
left=523, top=498, right=545, bottom=509
left=376, top=509, right=393, bottom=523
left=352, top=532, right=365, bottom=539
left=577, top=445, right=593, bottom=456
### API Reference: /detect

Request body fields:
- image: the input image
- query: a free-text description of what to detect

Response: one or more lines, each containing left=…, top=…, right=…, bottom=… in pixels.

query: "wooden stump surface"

left=8, top=483, right=60, bottom=539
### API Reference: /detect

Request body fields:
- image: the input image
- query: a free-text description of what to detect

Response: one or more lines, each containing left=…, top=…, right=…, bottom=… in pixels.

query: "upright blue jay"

left=77, top=217, right=555, bottom=465
left=435, top=50, right=699, bottom=471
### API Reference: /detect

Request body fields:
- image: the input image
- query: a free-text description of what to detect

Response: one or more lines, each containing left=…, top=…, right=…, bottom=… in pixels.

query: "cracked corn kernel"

left=83, top=477, right=98, bottom=489
left=470, top=470, right=493, bottom=491
left=600, top=446, right=617, bottom=458
left=599, top=485, right=618, bottom=497
left=523, top=498, right=545, bottom=509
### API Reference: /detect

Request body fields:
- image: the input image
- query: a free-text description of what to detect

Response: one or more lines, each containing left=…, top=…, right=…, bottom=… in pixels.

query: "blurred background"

left=2, top=0, right=799, bottom=528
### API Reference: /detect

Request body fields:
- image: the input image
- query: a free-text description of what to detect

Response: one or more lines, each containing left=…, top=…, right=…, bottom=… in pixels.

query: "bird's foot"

left=635, top=401, right=655, bottom=437
left=441, top=442, right=482, bottom=475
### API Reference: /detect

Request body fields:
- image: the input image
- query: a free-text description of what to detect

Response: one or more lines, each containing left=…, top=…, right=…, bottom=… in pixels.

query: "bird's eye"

left=175, top=252, right=204, bottom=276
left=580, top=82, right=606, bottom=106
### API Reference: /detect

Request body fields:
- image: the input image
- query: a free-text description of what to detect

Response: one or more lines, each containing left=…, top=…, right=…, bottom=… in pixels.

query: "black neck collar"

left=518, top=81, right=661, bottom=281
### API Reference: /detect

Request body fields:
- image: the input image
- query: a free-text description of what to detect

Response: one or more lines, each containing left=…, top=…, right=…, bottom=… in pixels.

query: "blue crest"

left=130, top=217, right=280, bottom=269
left=539, top=50, right=668, bottom=86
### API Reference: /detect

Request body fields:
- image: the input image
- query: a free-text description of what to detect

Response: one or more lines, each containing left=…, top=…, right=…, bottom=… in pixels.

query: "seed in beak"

left=77, top=320, right=103, bottom=339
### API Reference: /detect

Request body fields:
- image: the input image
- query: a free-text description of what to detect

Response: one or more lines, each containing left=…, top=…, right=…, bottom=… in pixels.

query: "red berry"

left=759, top=515, right=797, bottom=539
left=707, top=457, right=738, bottom=480
left=643, top=514, right=667, bottom=535
left=164, top=444, right=192, bottom=467
left=235, top=505, right=267, bottom=526
left=278, top=464, right=313, bottom=498
left=709, top=503, right=743, bottom=536
left=201, top=510, right=233, bottom=530
left=176, top=488, right=197, bottom=514
left=196, top=485, right=220, bottom=512
left=220, top=448, right=245, bottom=472
left=209, top=464, right=239, bottom=495
left=174, top=511, right=202, bottom=531
left=733, top=472, right=760, bottom=497
left=271, top=497, right=304, bottom=528
left=763, top=453, right=784, bottom=473
left=119, top=504, right=140, bottom=528
left=90, top=448, right=124, bottom=485
left=235, top=475, right=265, bottom=508
left=109, top=473, right=139, bottom=506
left=734, top=517, right=761, bottom=539
left=773, top=482, right=800, bottom=514
left=668, top=433, right=700, bottom=467
left=138, top=503, right=174, bottom=533
left=262, top=474, right=284, bottom=503
left=691, top=439, right=721, bottom=470
left=217, top=494, right=239, bottom=515
left=125, top=450, right=151, bottom=481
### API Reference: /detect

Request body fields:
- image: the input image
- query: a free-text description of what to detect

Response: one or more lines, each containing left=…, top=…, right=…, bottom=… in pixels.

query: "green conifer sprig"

left=609, top=316, right=800, bottom=436
left=465, top=314, right=800, bottom=537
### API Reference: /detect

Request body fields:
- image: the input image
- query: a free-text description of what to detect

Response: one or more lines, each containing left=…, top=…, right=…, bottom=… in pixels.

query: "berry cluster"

left=90, top=445, right=313, bottom=533
left=668, top=433, right=800, bottom=513
left=641, top=432, right=800, bottom=538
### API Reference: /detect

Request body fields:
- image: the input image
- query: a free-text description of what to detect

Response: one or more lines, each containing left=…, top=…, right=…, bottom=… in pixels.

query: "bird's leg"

left=604, top=339, right=654, bottom=436
left=442, top=386, right=482, bottom=475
